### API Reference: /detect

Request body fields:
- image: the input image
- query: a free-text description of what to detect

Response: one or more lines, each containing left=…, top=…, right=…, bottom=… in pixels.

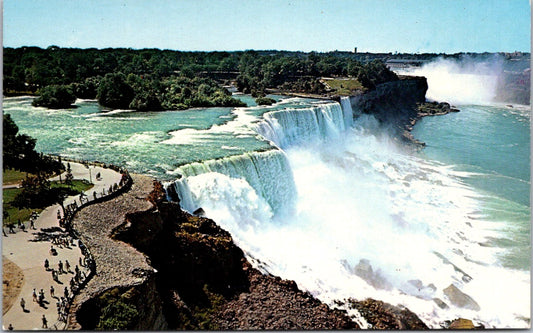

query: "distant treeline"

left=7, top=46, right=524, bottom=110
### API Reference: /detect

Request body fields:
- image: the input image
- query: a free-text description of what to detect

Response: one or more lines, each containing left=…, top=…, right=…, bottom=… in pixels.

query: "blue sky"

left=3, top=0, right=531, bottom=53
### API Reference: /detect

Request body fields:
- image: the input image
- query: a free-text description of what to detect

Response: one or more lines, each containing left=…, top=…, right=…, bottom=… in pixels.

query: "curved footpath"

left=2, top=162, right=123, bottom=330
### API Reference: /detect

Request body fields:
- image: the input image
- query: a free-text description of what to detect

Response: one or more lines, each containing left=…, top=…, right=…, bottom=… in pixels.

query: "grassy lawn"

left=2, top=169, right=34, bottom=185
left=50, top=179, right=94, bottom=193
left=323, top=78, right=364, bottom=95
left=2, top=188, right=41, bottom=225
left=3, top=180, right=94, bottom=226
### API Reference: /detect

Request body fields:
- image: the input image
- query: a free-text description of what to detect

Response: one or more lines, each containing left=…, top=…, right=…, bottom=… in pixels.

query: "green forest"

left=4, top=47, right=402, bottom=110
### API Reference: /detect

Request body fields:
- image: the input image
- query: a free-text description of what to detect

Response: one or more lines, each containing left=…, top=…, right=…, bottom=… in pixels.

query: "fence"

left=48, top=158, right=133, bottom=330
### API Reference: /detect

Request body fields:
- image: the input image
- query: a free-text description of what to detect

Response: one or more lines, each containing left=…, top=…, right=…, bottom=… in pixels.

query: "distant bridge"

left=385, top=59, right=428, bottom=69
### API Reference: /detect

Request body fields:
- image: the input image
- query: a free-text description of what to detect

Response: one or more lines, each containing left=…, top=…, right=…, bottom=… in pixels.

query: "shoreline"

left=402, top=101, right=461, bottom=147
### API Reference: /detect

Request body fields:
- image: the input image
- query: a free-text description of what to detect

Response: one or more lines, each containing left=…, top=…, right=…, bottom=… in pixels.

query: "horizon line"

left=3, top=45, right=531, bottom=55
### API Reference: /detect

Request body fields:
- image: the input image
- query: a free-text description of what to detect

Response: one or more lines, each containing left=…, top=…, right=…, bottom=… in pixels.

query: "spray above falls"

left=399, top=55, right=506, bottom=105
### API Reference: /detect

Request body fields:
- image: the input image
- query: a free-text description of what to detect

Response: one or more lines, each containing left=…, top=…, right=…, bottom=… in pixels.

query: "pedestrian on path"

left=50, top=285, right=55, bottom=298
left=44, top=258, right=49, bottom=271
left=8, top=224, right=15, bottom=234
left=32, top=289, right=37, bottom=302
left=64, top=287, right=69, bottom=299
left=51, top=269, right=56, bottom=282
left=42, top=314, right=48, bottom=328
left=8, top=324, right=13, bottom=330
left=58, top=260, right=64, bottom=274
left=65, top=259, right=71, bottom=273
left=38, top=289, right=45, bottom=306
left=30, top=219, right=35, bottom=230
left=20, top=298, right=25, bottom=311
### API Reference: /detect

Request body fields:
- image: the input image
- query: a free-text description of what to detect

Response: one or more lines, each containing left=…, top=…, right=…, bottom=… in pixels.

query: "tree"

left=12, top=174, right=50, bottom=208
left=3, top=114, right=63, bottom=175
left=255, top=97, right=276, bottom=106
left=65, top=163, right=74, bottom=186
left=97, top=73, right=135, bottom=109
left=32, top=84, right=77, bottom=109
left=71, top=76, right=100, bottom=99
left=3, top=113, right=38, bottom=171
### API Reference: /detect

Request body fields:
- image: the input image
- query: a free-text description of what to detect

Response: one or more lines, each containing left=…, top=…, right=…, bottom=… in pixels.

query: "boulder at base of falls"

left=443, top=284, right=480, bottom=311
left=193, top=207, right=206, bottom=217
left=443, top=318, right=485, bottom=330
left=348, top=298, right=428, bottom=329
left=352, top=259, right=392, bottom=290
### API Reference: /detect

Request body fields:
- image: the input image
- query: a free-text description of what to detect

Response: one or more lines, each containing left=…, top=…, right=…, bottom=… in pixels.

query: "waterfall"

left=340, top=96, right=355, bottom=127
left=167, top=149, right=297, bottom=216
left=168, top=100, right=355, bottom=217
left=254, top=102, right=353, bottom=149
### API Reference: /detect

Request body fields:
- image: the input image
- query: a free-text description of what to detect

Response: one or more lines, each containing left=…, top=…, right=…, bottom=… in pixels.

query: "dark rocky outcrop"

left=214, top=263, right=357, bottom=329
left=348, top=298, right=429, bottom=330
left=349, top=76, right=429, bottom=146
left=442, top=318, right=485, bottom=330
left=123, top=182, right=358, bottom=330
left=349, top=76, right=428, bottom=130
left=417, top=101, right=460, bottom=117
left=348, top=75, right=462, bottom=147
left=443, top=284, right=480, bottom=311
left=71, top=176, right=359, bottom=330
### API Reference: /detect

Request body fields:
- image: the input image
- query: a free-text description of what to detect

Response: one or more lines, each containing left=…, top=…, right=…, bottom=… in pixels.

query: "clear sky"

left=3, top=0, right=531, bottom=53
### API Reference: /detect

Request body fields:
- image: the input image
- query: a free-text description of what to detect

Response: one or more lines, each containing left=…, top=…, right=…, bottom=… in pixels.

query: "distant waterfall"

left=168, top=149, right=297, bottom=216
left=255, top=101, right=354, bottom=149
left=340, top=96, right=355, bottom=127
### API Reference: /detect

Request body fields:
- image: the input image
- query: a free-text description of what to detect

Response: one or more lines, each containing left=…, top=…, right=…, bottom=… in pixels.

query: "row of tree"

left=30, top=73, right=247, bottom=110
left=5, top=47, right=402, bottom=110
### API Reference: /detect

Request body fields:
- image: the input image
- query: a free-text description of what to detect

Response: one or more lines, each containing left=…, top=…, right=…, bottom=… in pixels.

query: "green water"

left=412, top=104, right=531, bottom=269
left=3, top=96, right=276, bottom=178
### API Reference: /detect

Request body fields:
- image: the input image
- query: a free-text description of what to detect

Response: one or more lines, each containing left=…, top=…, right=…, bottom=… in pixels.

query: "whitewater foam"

left=167, top=99, right=530, bottom=328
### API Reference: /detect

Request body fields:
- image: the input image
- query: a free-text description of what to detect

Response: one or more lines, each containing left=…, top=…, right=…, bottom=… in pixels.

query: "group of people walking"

left=5, top=163, right=132, bottom=330
left=4, top=211, right=39, bottom=236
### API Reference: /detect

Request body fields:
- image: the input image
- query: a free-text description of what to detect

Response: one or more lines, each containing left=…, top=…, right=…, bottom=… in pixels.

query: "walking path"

left=2, top=162, right=123, bottom=330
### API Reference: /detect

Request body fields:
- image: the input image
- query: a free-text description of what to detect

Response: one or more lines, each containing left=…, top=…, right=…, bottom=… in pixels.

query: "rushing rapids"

left=165, top=95, right=530, bottom=328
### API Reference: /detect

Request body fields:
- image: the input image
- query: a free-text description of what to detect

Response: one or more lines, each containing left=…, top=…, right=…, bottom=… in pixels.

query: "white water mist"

left=398, top=56, right=505, bottom=105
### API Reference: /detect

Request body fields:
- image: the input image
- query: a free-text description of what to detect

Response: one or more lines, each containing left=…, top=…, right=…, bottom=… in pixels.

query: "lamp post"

left=84, top=162, right=92, bottom=183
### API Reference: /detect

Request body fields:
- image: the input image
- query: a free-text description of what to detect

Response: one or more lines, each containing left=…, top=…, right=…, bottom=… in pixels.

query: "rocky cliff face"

left=72, top=179, right=360, bottom=330
left=349, top=76, right=428, bottom=142
left=116, top=182, right=358, bottom=330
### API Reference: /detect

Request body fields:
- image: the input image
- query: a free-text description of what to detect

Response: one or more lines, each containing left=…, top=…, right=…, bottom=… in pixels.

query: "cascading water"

left=169, top=149, right=297, bottom=217
left=165, top=98, right=529, bottom=328
left=253, top=101, right=350, bottom=148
